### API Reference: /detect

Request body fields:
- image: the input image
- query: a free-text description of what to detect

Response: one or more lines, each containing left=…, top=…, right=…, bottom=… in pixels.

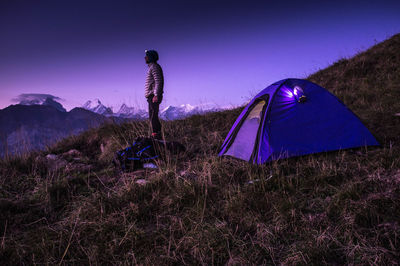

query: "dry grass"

left=0, top=33, right=400, bottom=265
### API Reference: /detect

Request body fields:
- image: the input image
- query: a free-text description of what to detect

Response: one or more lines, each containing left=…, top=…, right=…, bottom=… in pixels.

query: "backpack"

left=113, top=137, right=160, bottom=172
left=113, top=137, right=186, bottom=172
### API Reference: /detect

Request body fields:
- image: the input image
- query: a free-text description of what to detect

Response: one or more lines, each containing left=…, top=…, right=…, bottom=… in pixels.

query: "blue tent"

left=219, top=79, right=379, bottom=164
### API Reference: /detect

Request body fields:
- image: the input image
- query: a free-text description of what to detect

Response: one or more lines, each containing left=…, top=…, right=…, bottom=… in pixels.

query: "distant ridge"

left=0, top=104, right=112, bottom=157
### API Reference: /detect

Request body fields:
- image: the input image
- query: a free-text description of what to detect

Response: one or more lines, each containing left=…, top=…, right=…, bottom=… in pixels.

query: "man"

left=144, top=49, right=164, bottom=139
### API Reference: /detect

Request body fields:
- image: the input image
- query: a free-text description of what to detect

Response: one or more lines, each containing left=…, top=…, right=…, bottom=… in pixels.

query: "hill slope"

left=0, top=34, right=399, bottom=264
left=308, top=33, right=400, bottom=145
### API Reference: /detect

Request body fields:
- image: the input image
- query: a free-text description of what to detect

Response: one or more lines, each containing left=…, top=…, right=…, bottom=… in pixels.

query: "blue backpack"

left=113, top=137, right=160, bottom=172
left=113, top=137, right=185, bottom=172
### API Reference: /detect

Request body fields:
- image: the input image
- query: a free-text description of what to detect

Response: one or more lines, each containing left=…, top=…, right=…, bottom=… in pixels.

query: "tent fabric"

left=219, top=79, right=379, bottom=164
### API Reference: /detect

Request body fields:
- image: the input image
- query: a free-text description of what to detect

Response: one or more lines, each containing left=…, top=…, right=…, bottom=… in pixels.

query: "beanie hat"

left=145, top=50, right=159, bottom=63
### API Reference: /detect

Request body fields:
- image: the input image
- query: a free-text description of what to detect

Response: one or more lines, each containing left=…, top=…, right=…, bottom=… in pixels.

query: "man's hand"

left=152, top=95, right=158, bottom=103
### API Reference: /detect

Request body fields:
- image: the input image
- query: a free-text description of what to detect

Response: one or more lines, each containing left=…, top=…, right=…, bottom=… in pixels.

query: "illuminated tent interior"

left=219, top=78, right=379, bottom=164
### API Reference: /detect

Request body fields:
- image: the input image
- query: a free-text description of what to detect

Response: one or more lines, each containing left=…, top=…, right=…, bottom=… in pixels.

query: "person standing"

left=144, top=50, right=164, bottom=139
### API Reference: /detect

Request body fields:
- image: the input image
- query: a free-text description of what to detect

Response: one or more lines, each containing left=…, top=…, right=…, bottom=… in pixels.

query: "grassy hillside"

left=1, top=33, right=399, bottom=264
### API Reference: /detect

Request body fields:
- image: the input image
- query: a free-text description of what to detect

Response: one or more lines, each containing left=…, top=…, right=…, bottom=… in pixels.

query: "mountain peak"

left=43, top=97, right=67, bottom=112
left=18, top=96, right=66, bottom=112
left=82, top=99, right=102, bottom=109
left=82, top=99, right=113, bottom=116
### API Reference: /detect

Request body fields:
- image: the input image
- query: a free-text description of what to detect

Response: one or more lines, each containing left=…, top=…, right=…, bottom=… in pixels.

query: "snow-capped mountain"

left=116, top=104, right=135, bottom=117
left=82, top=99, right=113, bottom=116
left=81, top=100, right=223, bottom=120
left=19, top=96, right=66, bottom=112
left=116, top=104, right=148, bottom=119
left=160, top=105, right=192, bottom=120
left=160, top=103, right=221, bottom=120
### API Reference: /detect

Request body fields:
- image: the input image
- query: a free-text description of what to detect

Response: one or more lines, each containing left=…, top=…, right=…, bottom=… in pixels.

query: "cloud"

left=12, top=93, right=63, bottom=105
left=12, top=93, right=67, bottom=112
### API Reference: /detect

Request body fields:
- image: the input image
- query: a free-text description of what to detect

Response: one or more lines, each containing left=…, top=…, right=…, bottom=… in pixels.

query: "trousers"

left=147, top=95, right=162, bottom=134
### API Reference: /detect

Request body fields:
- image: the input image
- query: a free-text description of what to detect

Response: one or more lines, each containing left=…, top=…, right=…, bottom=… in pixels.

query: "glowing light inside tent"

left=292, top=86, right=307, bottom=102
left=294, top=86, right=303, bottom=96
left=284, top=89, right=294, bottom=98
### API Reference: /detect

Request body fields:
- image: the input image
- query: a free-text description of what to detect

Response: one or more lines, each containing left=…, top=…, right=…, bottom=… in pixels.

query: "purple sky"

left=0, top=0, right=399, bottom=111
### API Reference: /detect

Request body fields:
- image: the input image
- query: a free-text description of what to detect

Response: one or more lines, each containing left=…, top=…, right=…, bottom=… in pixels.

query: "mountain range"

left=0, top=102, right=119, bottom=157
left=81, top=99, right=223, bottom=120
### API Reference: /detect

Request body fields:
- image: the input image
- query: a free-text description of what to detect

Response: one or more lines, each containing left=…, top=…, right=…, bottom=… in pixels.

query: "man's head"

left=145, top=50, right=159, bottom=64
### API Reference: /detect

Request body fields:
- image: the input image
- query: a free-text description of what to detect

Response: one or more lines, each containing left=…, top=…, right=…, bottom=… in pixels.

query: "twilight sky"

left=1, top=0, right=399, bottom=111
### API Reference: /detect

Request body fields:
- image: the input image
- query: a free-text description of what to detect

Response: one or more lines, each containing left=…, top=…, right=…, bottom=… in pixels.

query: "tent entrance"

left=225, top=99, right=267, bottom=161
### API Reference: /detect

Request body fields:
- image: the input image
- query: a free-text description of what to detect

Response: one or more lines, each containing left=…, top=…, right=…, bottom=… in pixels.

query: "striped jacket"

left=145, top=62, right=164, bottom=98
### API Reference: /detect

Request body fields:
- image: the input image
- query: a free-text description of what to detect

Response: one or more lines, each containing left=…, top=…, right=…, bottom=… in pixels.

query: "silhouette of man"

left=144, top=50, right=164, bottom=139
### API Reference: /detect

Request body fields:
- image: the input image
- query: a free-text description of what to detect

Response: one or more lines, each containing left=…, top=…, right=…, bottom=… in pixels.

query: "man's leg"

left=148, top=97, right=155, bottom=132
left=151, top=101, right=162, bottom=135
left=148, top=97, right=161, bottom=137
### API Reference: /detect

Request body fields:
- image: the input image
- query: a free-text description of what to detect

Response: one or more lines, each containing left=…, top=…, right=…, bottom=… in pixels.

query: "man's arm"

left=151, top=64, right=164, bottom=100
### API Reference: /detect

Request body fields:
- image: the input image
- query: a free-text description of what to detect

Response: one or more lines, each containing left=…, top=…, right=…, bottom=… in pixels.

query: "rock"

left=65, top=163, right=92, bottom=174
left=46, top=154, right=58, bottom=160
left=135, top=179, right=148, bottom=185
left=179, top=170, right=186, bottom=176
left=143, top=163, right=158, bottom=169
left=61, top=149, right=85, bottom=162
left=45, top=154, right=68, bottom=171
left=246, top=179, right=260, bottom=185
left=64, top=149, right=81, bottom=156
left=178, top=170, right=198, bottom=180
